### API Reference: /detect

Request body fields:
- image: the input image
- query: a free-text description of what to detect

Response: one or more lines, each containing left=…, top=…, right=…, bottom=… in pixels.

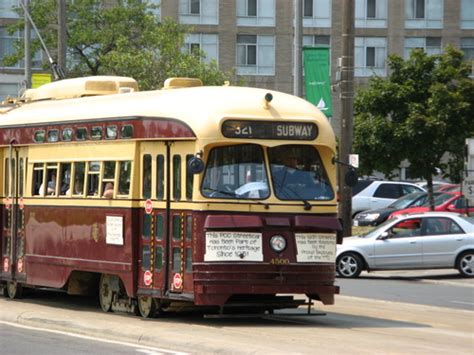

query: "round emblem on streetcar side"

left=17, top=258, right=23, bottom=273
left=144, top=199, right=153, bottom=215
left=143, top=270, right=153, bottom=286
left=173, top=273, right=183, bottom=289
left=19, top=197, right=24, bottom=210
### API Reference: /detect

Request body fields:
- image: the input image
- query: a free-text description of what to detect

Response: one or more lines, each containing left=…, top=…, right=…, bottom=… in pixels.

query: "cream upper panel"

left=0, top=83, right=336, bottom=151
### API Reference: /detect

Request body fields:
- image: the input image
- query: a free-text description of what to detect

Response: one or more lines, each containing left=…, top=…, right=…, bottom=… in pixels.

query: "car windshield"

left=268, top=145, right=334, bottom=201
left=460, top=216, right=474, bottom=225
left=201, top=144, right=269, bottom=199
left=421, top=193, right=454, bottom=207
left=358, top=218, right=395, bottom=238
left=388, top=192, right=425, bottom=209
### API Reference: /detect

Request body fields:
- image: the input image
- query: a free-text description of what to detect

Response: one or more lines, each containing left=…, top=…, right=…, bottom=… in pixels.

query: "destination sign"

left=222, top=120, right=318, bottom=140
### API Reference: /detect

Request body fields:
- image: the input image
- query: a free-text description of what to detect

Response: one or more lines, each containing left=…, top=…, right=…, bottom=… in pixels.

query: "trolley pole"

left=338, top=0, right=355, bottom=237
left=293, top=0, right=303, bottom=97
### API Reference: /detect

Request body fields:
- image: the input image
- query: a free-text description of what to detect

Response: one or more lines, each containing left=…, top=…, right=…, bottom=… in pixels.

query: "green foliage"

left=354, top=46, right=474, bottom=183
left=4, top=0, right=231, bottom=89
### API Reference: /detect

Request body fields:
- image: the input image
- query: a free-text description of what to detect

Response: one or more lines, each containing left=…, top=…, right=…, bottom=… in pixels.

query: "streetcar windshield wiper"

left=203, top=188, right=236, bottom=198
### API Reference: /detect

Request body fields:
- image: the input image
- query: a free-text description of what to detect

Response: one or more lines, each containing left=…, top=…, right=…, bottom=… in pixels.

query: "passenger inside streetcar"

left=102, top=182, right=114, bottom=199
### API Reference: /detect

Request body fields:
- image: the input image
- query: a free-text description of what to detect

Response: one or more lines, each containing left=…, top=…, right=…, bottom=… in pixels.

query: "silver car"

left=336, top=212, right=474, bottom=278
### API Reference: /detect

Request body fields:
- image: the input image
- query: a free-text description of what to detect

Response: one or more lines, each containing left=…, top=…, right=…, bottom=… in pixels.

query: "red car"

left=389, top=192, right=474, bottom=218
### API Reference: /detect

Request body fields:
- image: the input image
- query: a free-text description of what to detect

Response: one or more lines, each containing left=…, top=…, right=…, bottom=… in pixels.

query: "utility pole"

left=58, top=0, right=67, bottom=72
left=338, top=0, right=355, bottom=237
left=293, top=0, right=303, bottom=97
left=24, top=0, right=31, bottom=89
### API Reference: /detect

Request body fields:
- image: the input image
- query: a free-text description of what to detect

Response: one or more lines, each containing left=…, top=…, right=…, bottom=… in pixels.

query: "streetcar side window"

left=155, top=246, right=163, bottom=271
left=186, top=248, right=192, bottom=272
left=102, top=161, right=116, bottom=198
left=45, top=164, right=58, bottom=196
left=118, top=161, right=131, bottom=195
left=73, top=162, right=85, bottom=196
left=142, top=246, right=150, bottom=270
left=186, top=154, right=194, bottom=200
left=91, top=127, right=102, bottom=140
left=47, top=129, right=59, bottom=142
left=76, top=128, right=87, bottom=141
left=32, top=163, right=44, bottom=196
left=59, top=163, right=71, bottom=195
left=143, top=154, right=152, bottom=199
left=87, top=162, right=100, bottom=196
left=62, top=128, right=72, bottom=141
left=106, top=126, right=117, bottom=139
left=173, top=155, right=181, bottom=200
left=156, top=154, right=165, bottom=200
left=172, top=247, right=181, bottom=272
left=19, top=158, right=25, bottom=197
left=4, top=159, right=9, bottom=196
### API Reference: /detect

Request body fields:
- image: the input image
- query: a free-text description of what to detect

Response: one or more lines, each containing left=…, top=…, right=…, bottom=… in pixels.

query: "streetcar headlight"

left=270, top=235, right=287, bottom=253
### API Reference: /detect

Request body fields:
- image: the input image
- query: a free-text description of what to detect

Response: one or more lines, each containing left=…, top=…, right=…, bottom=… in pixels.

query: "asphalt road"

left=0, top=321, right=185, bottom=355
left=337, top=271, right=474, bottom=311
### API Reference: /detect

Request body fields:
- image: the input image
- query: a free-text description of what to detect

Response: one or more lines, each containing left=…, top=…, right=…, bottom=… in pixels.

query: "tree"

left=353, top=46, right=474, bottom=206
left=3, top=0, right=231, bottom=89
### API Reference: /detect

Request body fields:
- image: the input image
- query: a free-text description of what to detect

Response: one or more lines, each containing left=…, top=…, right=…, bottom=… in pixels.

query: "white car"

left=337, top=212, right=474, bottom=278
left=352, top=180, right=424, bottom=217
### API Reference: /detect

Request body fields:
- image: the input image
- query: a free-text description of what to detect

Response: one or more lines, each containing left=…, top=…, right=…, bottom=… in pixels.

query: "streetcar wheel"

left=137, top=296, right=157, bottom=318
left=6, top=281, right=23, bottom=299
left=99, top=274, right=114, bottom=312
left=457, top=251, right=474, bottom=278
left=336, top=253, right=363, bottom=278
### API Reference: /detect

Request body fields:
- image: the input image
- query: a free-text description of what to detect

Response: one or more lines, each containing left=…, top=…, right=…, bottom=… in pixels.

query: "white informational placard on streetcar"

left=205, top=232, right=263, bottom=261
left=106, top=216, right=124, bottom=245
left=295, top=233, right=336, bottom=262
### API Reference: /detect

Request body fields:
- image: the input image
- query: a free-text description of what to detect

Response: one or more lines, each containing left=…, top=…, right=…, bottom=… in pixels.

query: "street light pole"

left=57, top=0, right=67, bottom=72
left=24, top=0, right=31, bottom=89
left=293, top=0, right=303, bottom=97
left=338, top=0, right=355, bottom=237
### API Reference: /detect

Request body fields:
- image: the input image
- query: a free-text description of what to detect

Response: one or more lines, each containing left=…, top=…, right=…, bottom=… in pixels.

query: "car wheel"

left=336, top=253, right=363, bottom=278
left=456, top=251, right=474, bottom=278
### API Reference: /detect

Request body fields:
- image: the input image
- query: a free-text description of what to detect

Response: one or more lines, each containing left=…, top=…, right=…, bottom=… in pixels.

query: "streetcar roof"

left=0, top=76, right=336, bottom=149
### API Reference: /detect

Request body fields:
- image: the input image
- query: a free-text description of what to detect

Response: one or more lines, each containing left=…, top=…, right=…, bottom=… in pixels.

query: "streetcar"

left=0, top=75, right=345, bottom=317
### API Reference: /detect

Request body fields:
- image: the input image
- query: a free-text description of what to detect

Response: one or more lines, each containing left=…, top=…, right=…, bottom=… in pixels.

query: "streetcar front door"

left=1, top=146, right=27, bottom=296
left=138, top=141, right=195, bottom=298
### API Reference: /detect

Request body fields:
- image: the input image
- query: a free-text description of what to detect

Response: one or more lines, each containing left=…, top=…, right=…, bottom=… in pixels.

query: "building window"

left=190, top=0, right=200, bottom=14
left=148, top=0, right=161, bottom=20
left=179, top=0, right=218, bottom=25
left=237, top=0, right=275, bottom=26
left=0, top=0, right=20, bottom=19
left=184, top=33, right=218, bottom=63
left=236, top=34, right=275, bottom=75
left=303, top=35, right=330, bottom=47
left=303, top=0, right=331, bottom=28
left=355, top=0, right=387, bottom=28
left=0, top=28, right=43, bottom=69
left=355, top=37, right=387, bottom=77
left=460, top=38, right=474, bottom=76
left=0, top=83, right=21, bottom=102
left=404, top=37, right=442, bottom=58
left=405, top=0, right=443, bottom=29
left=461, top=0, right=474, bottom=29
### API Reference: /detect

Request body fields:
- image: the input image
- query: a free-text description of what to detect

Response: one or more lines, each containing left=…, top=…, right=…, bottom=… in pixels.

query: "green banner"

left=303, top=47, right=332, bottom=117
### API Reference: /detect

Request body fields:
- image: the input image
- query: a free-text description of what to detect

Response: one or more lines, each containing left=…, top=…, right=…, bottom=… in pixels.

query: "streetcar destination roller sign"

left=222, top=120, right=318, bottom=140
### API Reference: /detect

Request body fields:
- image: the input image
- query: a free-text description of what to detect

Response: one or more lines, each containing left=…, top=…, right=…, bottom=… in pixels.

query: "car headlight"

left=365, top=213, right=380, bottom=221
left=270, top=235, right=287, bottom=253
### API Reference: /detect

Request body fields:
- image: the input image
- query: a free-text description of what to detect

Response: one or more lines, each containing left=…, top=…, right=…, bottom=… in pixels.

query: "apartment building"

left=1, top=0, right=473, bottom=131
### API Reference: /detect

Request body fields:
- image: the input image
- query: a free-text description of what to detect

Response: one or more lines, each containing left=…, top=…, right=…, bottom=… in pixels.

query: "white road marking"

left=0, top=320, right=188, bottom=355
left=451, top=300, right=474, bottom=306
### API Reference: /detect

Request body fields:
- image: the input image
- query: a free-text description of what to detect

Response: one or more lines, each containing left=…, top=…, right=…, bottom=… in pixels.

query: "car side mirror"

left=446, top=204, right=457, bottom=212
left=378, top=231, right=390, bottom=240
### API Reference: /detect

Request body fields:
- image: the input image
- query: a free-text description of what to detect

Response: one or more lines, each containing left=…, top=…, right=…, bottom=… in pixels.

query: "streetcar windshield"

left=201, top=144, right=269, bottom=199
left=269, top=145, right=334, bottom=201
